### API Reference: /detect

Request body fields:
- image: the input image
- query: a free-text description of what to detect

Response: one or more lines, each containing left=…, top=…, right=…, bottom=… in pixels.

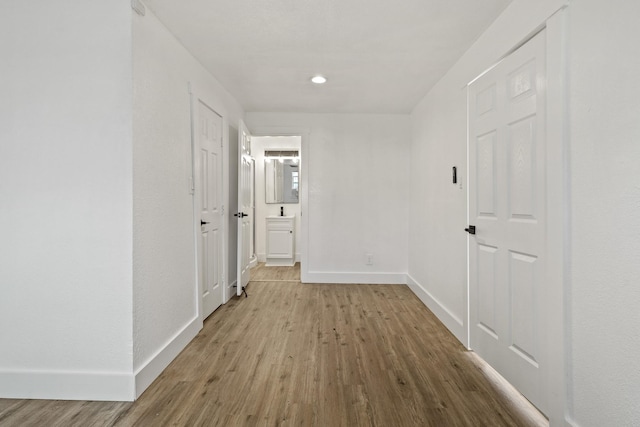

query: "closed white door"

left=468, top=30, right=547, bottom=413
left=197, top=100, right=224, bottom=318
left=236, top=120, right=252, bottom=295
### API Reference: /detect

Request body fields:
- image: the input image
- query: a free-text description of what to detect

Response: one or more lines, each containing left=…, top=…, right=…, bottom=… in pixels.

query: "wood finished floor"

left=0, top=266, right=546, bottom=427
left=250, top=263, right=301, bottom=282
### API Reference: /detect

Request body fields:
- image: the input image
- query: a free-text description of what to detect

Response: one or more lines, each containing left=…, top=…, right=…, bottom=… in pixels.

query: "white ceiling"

left=144, top=0, right=512, bottom=114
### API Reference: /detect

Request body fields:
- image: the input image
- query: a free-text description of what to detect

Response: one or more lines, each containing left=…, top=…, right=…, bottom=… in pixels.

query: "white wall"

left=568, top=1, right=640, bottom=425
left=0, top=1, right=135, bottom=400
left=132, top=7, right=244, bottom=396
left=252, top=136, right=302, bottom=262
left=246, top=113, right=410, bottom=284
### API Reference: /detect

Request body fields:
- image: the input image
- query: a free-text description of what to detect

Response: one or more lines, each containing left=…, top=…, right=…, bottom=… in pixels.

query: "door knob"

left=201, top=220, right=209, bottom=225
left=465, top=225, right=476, bottom=235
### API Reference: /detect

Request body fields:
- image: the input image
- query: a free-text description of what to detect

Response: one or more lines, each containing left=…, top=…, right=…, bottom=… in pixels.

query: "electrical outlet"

left=366, top=253, right=373, bottom=265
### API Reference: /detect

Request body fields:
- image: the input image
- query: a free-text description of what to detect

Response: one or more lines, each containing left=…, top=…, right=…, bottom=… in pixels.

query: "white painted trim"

left=188, top=86, right=203, bottom=325
left=300, top=132, right=310, bottom=283
left=0, top=370, right=135, bottom=401
left=265, top=260, right=296, bottom=267
left=303, top=271, right=406, bottom=285
left=221, top=116, right=229, bottom=304
left=249, top=255, right=258, bottom=268
left=544, top=6, right=570, bottom=427
left=406, top=274, right=467, bottom=347
left=254, top=252, right=299, bottom=264
left=134, top=316, right=201, bottom=398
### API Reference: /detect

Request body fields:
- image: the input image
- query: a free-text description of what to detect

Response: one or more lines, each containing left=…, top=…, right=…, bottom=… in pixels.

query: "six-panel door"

left=468, top=29, right=548, bottom=414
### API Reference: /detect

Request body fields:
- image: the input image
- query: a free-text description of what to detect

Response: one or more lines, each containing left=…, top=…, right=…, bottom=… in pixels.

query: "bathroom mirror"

left=265, top=159, right=299, bottom=204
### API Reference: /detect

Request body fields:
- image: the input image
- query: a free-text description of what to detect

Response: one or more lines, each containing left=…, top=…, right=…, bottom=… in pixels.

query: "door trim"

left=248, top=126, right=310, bottom=282
left=542, top=7, right=569, bottom=426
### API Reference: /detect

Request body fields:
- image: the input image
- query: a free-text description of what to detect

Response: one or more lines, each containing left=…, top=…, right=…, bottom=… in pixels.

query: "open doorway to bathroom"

left=251, top=136, right=302, bottom=272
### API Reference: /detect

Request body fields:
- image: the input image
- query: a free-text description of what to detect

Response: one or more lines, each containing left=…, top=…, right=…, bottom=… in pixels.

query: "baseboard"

left=134, top=316, right=202, bottom=398
left=302, top=271, right=406, bottom=285
left=406, top=274, right=467, bottom=347
left=0, top=369, right=135, bottom=401
left=256, top=253, right=299, bottom=263
left=0, top=317, right=203, bottom=401
left=265, top=260, right=295, bottom=267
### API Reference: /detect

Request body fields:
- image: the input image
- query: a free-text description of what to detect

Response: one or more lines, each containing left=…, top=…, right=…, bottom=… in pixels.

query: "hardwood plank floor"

left=0, top=268, right=546, bottom=426
left=250, top=263, right=301, bottom=282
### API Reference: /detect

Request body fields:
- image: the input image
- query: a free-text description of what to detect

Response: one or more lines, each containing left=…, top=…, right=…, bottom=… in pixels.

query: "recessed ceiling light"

left=311, top=75, right=327, bottom=84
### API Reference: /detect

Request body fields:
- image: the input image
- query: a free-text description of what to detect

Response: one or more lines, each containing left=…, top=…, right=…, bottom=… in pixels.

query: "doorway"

left=468, top=29, right=547, bottom=413
left=250, top=136, right=303, bottom=270
left=193, top=99, right=225, bottom=319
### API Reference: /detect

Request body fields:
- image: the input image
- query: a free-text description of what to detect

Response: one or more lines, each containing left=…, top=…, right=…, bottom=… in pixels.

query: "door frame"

left=248, top=126, right=309, bottom=282
left=189, top=82, right=230, bottom=321
left=465, top=7, right=568, bottom=425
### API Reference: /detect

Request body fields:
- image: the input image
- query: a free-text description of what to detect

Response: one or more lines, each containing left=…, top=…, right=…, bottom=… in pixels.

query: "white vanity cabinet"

left=266, top=215, right=295, bottom=266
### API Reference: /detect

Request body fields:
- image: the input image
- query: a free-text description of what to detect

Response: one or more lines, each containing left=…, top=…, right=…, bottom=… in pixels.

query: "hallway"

left=0, top=266, right=545, bottom=426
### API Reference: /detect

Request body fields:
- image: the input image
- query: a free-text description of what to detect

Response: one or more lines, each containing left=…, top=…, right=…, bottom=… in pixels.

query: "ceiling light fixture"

left=311, top=75, right=327, bottom=84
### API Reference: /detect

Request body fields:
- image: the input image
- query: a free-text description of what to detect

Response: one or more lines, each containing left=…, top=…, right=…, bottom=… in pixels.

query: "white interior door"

left=236, top=120, right=252, bottom=296
left=468, top=30, right=547, bottom=413
left=196, top=100, right=224, bottom=318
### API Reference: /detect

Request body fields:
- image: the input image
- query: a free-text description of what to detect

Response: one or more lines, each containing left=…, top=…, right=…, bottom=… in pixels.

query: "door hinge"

left=221, top=205, right=225, bottom=215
